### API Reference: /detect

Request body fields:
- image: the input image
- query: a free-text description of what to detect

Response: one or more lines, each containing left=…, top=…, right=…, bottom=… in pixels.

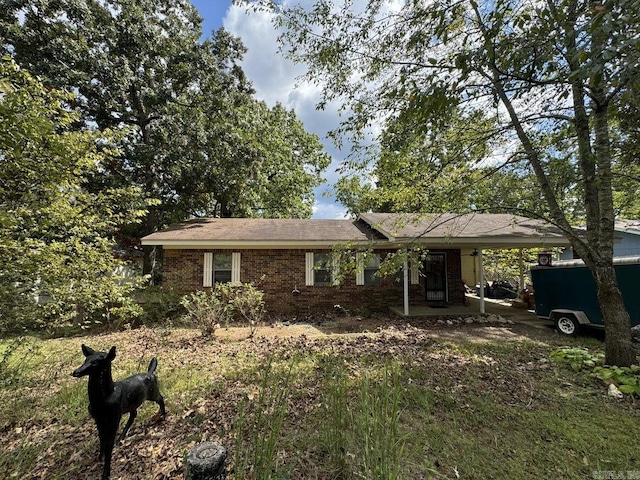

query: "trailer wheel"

left=555, top=314, right=579, bottom=336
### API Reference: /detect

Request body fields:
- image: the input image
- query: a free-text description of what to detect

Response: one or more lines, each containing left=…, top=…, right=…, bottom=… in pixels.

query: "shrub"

left=549, top=347, right=604, bottom=372
left=136, top=285, right=184, bottom=326
left=180, top=289, right=229, bottom=337
left=180, top=283, right=265, bottom=337
left=229, top=284, right=265, bottom=338
left=593, top=365, right=640, bottom=395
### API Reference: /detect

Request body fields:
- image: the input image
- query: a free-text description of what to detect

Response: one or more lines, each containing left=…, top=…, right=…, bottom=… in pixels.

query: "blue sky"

left=190, top=1, right=229, bottom=35
left=189, top=1, right=349, bottom=220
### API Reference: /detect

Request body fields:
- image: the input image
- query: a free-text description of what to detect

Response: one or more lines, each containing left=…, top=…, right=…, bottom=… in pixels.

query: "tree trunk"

left=584, top=0, right=634, bottom=366
left=594, top=264, right=635, bottom=366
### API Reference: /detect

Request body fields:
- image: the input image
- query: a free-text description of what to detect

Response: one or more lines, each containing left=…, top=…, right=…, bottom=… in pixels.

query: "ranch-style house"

left=141, top=213, right=570, bottom=315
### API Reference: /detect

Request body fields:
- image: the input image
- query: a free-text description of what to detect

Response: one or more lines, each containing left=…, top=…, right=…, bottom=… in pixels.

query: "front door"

left=424, top=253, right=447, bottom=302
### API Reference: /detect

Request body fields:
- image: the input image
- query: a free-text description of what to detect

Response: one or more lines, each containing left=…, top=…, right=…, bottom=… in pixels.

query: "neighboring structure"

left=559, top=220, right=640, bottom=260
left=141, top=213, right=570, bottom=315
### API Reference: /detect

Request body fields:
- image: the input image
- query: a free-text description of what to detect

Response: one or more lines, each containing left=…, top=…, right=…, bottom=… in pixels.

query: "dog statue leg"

left=157, top=395, right=166, bottom=417
left=117, top=410, right=137, bottom=445
left=102, top=417, right=119, bottom=480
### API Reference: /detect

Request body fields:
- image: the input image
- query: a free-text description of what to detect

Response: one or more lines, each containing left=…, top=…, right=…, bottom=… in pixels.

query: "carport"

left=358, top=213, right=572, bottom=317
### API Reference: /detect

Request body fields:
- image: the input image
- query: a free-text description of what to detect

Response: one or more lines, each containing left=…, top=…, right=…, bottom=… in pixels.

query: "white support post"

left=518, top=248, right=525, bottom=291
left=403, top=255, right=409, bottom=316
left=478, top=248, right=485, bottom=314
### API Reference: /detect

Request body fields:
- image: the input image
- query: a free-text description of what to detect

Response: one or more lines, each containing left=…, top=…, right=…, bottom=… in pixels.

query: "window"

left=357, top=253, right=381, bottom=285
left=203, top=252, right=241, bottom=287
left=213, top=253, right=232, bottom=284
left=314, top=252, right=332, bottom=285
left=364, top=255, right=382, bottom=285
left=305, top=252, right=337, bottom=286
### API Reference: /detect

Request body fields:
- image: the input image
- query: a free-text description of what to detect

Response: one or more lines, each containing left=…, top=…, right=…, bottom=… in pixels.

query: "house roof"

left=615, top=220, right=640, bottom=235
left=142, top=213, right=570, bottom=250
left=141, top=217, right=384, bottom=248
left=358, top=213, right=569, bottom=247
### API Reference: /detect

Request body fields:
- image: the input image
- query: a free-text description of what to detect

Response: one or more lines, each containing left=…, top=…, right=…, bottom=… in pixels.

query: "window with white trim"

left=305, top=252, right=338, bottom=286
left=357, top=253, right=381, bottom=285
left=203, top=252, right=241, bottom=287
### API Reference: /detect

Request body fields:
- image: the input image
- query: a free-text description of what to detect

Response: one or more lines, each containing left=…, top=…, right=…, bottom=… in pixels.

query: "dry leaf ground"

left=1, top=315, right=638, bottom=479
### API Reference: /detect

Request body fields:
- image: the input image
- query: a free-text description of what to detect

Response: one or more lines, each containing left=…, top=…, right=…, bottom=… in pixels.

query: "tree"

left=1, top=0, right=249, bottom=274
left=156, top=95, right=330, bottom=221
left=247, top=0, right=640, bottom=365
left=336, top=108, right=583, bottom=221
left=0, top=57, right=150, bottom=330
left=612, top=78, right=640, bottom=218
left=1, top=0, right=330, bottom=276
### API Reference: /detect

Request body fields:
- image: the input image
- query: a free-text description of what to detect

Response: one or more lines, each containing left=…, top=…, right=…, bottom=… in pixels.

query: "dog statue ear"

left=107, top=346, right=116, bottom=361
left=81, top=344, right=95, bottom=357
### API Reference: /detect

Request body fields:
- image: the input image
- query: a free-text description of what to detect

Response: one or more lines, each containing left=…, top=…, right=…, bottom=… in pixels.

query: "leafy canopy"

left=1, top=0, right=331, bottom=234
left=0, top=57, right=150, bottom=331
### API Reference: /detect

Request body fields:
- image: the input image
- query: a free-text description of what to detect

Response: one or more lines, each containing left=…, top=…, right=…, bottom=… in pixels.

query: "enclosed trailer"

left=530, top=256, right=640, bottom=335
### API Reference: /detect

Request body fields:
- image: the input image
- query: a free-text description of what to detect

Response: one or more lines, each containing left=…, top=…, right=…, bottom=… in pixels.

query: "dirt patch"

left=213, top=313, right=557, bottom=343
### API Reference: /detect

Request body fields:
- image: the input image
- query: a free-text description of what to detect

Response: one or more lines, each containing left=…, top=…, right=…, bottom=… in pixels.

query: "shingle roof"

left=358, top=212, right=566, bottom=241
left=141, top=217, right=383, bottom=244
left=142, top=213, right=570, bottom=249
left=615, top=220, right=640, bottom=235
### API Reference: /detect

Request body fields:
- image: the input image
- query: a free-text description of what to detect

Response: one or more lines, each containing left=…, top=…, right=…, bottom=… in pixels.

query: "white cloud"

left=312, top=201, right=350, bottom=219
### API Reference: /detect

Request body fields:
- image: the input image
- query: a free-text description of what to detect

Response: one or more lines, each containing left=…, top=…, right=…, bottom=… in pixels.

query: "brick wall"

left=163, top=248, right=463, bottom=314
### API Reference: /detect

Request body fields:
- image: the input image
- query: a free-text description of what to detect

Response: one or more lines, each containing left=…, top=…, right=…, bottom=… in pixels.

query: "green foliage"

left=230, top=283, right=266, bottom=338
left=482, top=247, right=562, bottom=286
left=356, top=364, right=404, bottom=480
left=593, top=365, right=640, bottom=396
left=232, top=355, right=294, bottom=480
left=180, top=290, right=229, bottom=337
left=551, top=347, right=640, bottom=396
left=135, top=285, right=185, bottom=326
left=1, top=0, right=330, bottom=258
left=180, top=283, right=265, bottom=337
left=0, top=57, right=151, bottom=333
left=329, top=243, right=426, bottom=287
left=316, top=357, right=408, bottom=479
left=163, top=97, right=330, bottom=221
left=0, top=337, right=39, bottom=388
left=550, top=347, right=605, bottom=372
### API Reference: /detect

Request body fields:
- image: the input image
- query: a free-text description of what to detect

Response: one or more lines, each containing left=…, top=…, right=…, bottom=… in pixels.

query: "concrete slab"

left=389, top=295, right=540, bottom=320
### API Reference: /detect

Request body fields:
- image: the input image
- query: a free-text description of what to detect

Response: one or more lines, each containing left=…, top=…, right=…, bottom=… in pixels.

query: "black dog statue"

left=72, top=344, right=166, bottom=480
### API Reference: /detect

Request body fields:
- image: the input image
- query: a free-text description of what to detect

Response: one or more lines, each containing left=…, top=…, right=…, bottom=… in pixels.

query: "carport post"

left=403, top=255, right=409, bottom=316
left=478, top=248, right=485, bottom=314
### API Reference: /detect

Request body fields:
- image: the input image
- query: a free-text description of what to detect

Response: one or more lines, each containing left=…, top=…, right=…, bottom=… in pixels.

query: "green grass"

left=1, top=326, right=639, bottom=479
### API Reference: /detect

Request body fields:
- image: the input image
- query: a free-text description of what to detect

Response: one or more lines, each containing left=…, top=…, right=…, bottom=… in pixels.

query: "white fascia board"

left=142, top=236, right=571, bottom=250
left=395, top=236, right=572, bottom=249
left=141, top=239, right=379, bottom=249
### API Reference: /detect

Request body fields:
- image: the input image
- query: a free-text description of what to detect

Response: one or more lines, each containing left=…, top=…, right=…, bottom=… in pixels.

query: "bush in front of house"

left=136, top=285, right=185, bottom=327
left=180, top=283, right=265, bottom=338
